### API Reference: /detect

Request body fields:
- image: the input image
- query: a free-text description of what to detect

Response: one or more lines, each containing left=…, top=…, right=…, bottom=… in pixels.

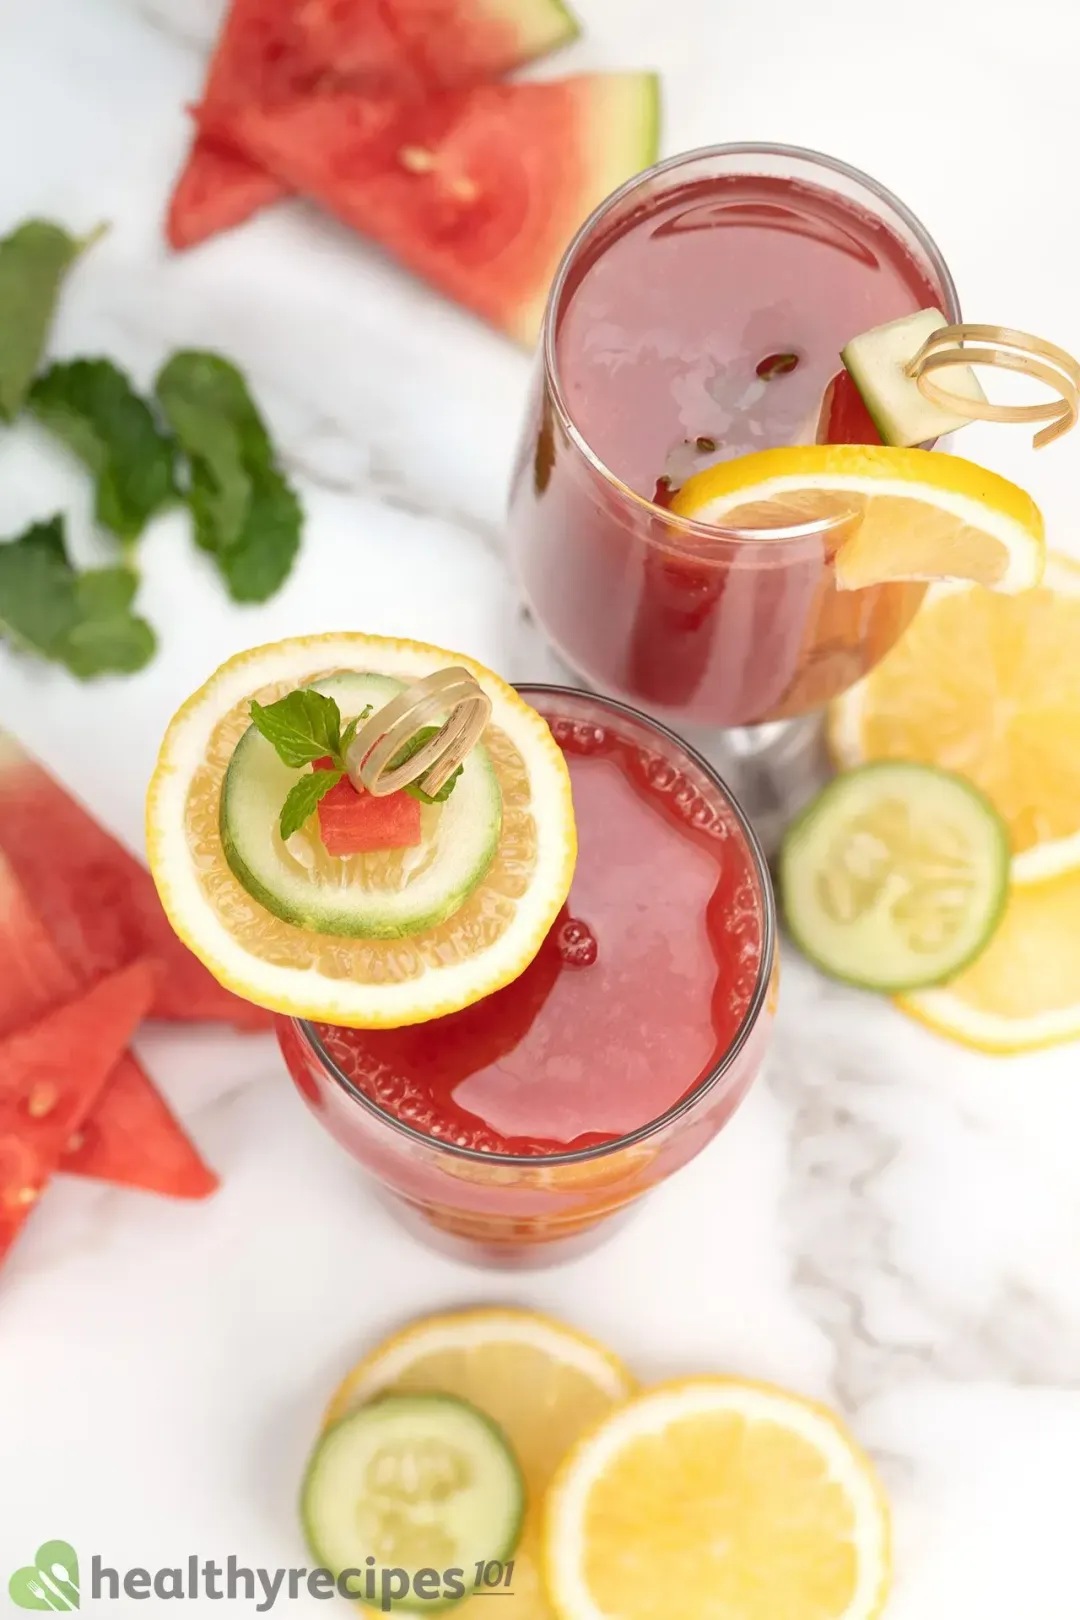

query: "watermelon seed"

left=26, top=1081, right=58, bottom=1119
left=3, top=1185, right=38, bottom=1209
left=399, top=146, right=438, bottom=174
left=756, top=351, right=800, bottom=380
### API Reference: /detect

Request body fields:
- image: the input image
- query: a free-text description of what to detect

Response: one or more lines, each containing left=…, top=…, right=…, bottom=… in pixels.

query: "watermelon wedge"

left=167, top=0, right=581, bottom=250
left=168, top=139, right=286, bottom=251
left=293, top=0, right=580, bottom=88
left=203, top=73, right=661, bottom=344
left=0, top=732, right=270, bottom=1030
left=0, top=962, right=156, bottom=1263
left=0, top=852, right=219, bottom=1200
left=63, top=1060, right=218, bottom=1200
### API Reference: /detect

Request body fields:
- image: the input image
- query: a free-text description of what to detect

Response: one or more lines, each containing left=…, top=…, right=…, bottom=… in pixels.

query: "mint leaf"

left=0, top=221, right=98, bottom=422
left=0, top=516, right=74, bottom=659
left=29, top=359, right=176, bottom=544
left=66, top=568, right=157, bottom=675
left=155, top=350, right=302, bottom=604
left=156, top=352, right=252, bottom=546
left=0, top=516, right=154, bottom=677
left=340, top=705, right=373, bottom=761
left=279, top=766, right=342, bottom=841
left=213, top=462, right=302, bottom=604
left=250, top=689, right=343, bottom=768
left=390, top=725, right=464, bottom=804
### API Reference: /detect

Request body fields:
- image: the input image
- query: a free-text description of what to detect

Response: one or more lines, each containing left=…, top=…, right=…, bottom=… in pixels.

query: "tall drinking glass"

left=279, top=686, right=777, bottom=1268
left=508, top=144, right=960, bottom=846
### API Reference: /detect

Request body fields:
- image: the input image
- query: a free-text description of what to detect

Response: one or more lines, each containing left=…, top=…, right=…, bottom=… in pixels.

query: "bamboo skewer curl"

left=905, top=323, right=1080, bottom=448
left=346, top=668, right=492, bottom=798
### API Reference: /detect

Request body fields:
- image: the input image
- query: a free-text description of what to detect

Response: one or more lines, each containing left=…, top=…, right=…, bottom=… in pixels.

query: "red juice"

left=509, top=147, right=960, bottom=728
left=279, top=688, right=775, bottom=1265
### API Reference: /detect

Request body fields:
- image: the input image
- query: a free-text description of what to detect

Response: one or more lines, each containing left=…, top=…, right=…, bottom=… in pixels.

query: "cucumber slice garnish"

left=220, top=671, right=502, bottom=939
left=841, top=307, right=988, bottom=446
left=780, top=762, right=1009, bottom=992
left=301, top=1394, right=524, bottom=1613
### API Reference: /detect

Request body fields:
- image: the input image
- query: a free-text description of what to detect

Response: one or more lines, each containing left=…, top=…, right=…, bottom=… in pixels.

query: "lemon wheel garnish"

left=830, top=554, right=1080, bottom=882
left=146, top=633, right=577, bottom=1027
left=897, top=864, right=1080, bottom=1052
left=324, top=1308, right=636, bottom=1620
left=543, top=1376, right=890, bottom=1620
left=670, top=444, right=1045, bottom=593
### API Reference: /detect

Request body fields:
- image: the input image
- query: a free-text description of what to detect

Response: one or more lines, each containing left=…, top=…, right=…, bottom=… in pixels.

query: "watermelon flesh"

left=168, top=0, right=580, bottom=250
left=62, top=1059, right=218, bottom=1200
left=168, top=139, right=285, bottom=251
left=817, top=369, right=883, bottom=446
left=313, top=763, right=422, bottom=855
left=0, top=852, right=218, bottom=1200
left=0, top=962, right=157, bottom=1263
left=205, top=72, right=661, bottom=343
left=0, top=732, right=269, bottom=1030
left=294, top=0, right=580, bottom=88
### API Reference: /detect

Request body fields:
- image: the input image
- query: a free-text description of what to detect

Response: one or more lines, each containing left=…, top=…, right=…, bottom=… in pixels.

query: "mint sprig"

left=249, top=689, right=464, bottom=839
left=249, top=691, right=373, bottom=840
left=155, top=351, right=301, bottom=605
left=0, top=217, right=308, bottom=685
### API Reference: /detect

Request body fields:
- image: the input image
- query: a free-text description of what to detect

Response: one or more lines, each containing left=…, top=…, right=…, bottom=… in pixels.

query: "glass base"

left=510, top=614, right=832, bottom=858
left=379, top=1188, right=640, bottom=1269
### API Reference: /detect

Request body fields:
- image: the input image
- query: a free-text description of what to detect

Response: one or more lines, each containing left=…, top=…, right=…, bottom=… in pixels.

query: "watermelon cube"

left=313, top=766, right=422, bottom=855
left=817, top=369, right=883, bottom=446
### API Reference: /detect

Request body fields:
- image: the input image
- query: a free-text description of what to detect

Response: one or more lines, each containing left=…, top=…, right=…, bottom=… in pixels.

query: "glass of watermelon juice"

left=508, top=144, right=960, bottom=839
left=278, top=686, right=776, bottom=1267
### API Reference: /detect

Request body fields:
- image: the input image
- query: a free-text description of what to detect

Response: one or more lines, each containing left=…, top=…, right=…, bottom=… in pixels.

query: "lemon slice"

left=146, top=633, right=576, bottom=1027
left=670, top=444, right=1045, bottom=592
left=831, top=554, right=1080, bottom=882
left=544, top=1376, right=890, bottom=1620
left=898, top=865, right=1080, bottom=1052
left=324, top=1308, right=636, bottom=1620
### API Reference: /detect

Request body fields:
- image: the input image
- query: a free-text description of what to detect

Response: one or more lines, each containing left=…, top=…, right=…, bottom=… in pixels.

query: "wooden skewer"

left=345, top=668, right=492, bottom=799
left=904, top=323, right=1080, bottom=448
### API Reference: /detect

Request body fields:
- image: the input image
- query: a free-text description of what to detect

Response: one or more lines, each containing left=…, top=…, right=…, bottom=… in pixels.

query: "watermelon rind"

left=510, top=71, right=662, bottom=346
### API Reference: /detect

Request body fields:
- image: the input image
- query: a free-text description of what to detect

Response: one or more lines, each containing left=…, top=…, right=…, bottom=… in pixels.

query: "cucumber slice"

left=780, top=762, right=1009, bottom=992
left=841, top=307, right=988, bottom=446
left=301, top=1394, right=524, bottom=1613
left=220, top=671, right=502, bottom=939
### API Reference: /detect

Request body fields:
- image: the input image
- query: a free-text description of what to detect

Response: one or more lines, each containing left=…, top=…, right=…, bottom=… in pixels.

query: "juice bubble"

left=635, top=750, right=730, bottom=841
left=557, top=917, right=598, bottom=968
left=549, top=718, right=607, bottom=755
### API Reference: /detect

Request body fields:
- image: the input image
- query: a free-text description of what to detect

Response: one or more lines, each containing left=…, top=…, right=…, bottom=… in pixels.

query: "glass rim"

left=296, top=682, right=777, bottom=1169
left=540, top=139, right=962, bottom=549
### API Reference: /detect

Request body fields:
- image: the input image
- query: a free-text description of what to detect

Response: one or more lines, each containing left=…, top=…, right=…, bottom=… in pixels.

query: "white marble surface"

left=3, top=0, right=1080, bottom=1613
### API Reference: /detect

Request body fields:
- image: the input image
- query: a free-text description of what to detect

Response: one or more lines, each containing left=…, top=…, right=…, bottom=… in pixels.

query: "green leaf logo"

left=9, top=1541, right=80, bottom=1610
